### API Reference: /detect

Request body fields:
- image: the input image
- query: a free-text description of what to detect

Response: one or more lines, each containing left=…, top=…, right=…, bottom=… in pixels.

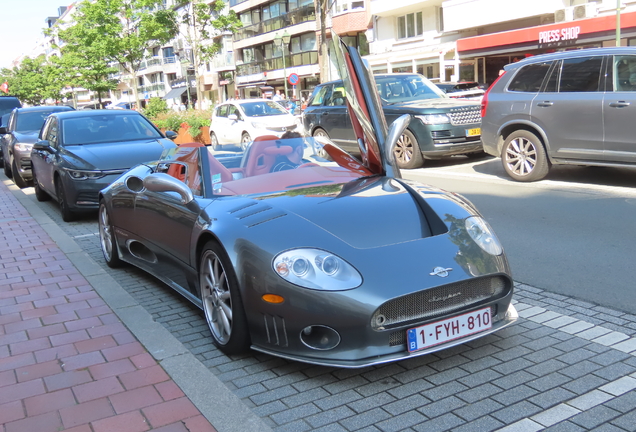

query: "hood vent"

left=229, top=201, right=287, bottom=228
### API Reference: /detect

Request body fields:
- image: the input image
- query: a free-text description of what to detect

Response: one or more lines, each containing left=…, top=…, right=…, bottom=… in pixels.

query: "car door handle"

left=536, top=101, right=554, bottom=107
left=609, top=101, right=631, bottom=108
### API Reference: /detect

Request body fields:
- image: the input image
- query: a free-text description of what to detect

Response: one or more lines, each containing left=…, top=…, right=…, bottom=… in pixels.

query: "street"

left=4, top=154, right=636, bottom=431
left=404, top=155, right=636, bottom=315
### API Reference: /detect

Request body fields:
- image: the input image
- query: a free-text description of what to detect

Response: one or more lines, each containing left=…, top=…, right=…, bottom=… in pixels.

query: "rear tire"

left=394, top=129, right=423, bottom=169
left=32, top=167, right=51, bottom=202
left=12, top=159, right=28, bottom=189
left=311, top=128, right=331, bottom=159
left=199, top=241, right=250, bottom=355
left=3, top=157, right=12, bottom=178
left=502, top=130, right=549, bottom=182
left=55, top=179, right=76, bottom=222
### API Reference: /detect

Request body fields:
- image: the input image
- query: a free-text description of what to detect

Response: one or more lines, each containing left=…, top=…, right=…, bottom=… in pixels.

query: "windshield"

left=375, top=74, right=446, bottom=103
left=16, top=111, right=57, bottom=132
left=239, top=101, right=288, bottom=117
left=158, top=136, right=371, bottom=198
left=62, top=114, right=162, bottom=145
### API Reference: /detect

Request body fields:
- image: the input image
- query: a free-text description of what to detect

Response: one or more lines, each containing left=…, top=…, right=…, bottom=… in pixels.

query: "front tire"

left=99, top=201, right=122, bottom=268
left=210, top=132, right=221, bottom=150
left=32, top=167, right=51, bottom=202
left=199, top=241, right=250, bottom=355
left=12, top=159, right=28, bottom=189
left=55, top=179, right=76, bottom=222
left=3, top=156, right=12, bottom=177
left=394, top=129, right=424, bottom=169
left=240, top=133, right=251, bottom=151
left=311, top=128, right=331, bottom=159
left=502, top=130, right=549, bottom=182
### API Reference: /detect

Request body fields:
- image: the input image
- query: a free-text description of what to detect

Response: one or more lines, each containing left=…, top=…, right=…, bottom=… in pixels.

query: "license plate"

left=466, top=127, right=481, bottom=136
left=407, top=307, right=492, bottom=353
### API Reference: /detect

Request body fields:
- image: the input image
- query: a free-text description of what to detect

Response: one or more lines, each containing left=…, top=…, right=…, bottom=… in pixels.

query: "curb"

left=4, top=178, right=273, bottom=432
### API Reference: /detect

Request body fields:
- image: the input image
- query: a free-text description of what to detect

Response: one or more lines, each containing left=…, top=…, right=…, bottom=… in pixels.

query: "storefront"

left=457, top=11, right=636, bottom=86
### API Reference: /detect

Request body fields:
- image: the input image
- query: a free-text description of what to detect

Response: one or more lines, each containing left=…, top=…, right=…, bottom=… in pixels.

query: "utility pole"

left=616, top=0, right=622, bottom=47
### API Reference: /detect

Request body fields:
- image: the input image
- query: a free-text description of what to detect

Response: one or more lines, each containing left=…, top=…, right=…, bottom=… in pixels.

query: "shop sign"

left=538, top=26, right=581, bottom=49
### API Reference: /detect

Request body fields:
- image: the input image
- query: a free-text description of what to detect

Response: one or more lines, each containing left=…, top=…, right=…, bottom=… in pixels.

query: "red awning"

left=457, top=11, right=636, bottom=54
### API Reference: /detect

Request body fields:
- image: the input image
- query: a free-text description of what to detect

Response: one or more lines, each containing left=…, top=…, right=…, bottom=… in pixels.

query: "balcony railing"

left=234, top=5, right=316, bottom=41
left=138, top=56, right=177, bottom=71
left=236, top=50, right=318, bottom=77
left=137, top=83, right=167, bottom=93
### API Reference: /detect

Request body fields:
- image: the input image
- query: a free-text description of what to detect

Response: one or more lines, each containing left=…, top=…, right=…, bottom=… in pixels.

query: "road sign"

left=288, top=73, right=299, bottom=86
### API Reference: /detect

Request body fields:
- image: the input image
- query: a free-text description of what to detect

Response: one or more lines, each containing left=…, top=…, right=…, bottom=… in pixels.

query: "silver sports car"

left=98, top=35, right=517, bottom=368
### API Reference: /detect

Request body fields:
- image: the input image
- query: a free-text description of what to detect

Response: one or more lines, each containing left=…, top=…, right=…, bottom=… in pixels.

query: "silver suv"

left=481, top=48, right=636, bottom=181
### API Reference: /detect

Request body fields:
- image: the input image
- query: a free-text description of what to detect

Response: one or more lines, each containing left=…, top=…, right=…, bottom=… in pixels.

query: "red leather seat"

left=244, top=135, right=293, bottom=177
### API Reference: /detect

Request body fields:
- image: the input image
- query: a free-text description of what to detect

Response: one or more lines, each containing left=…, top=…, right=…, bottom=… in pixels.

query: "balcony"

left=212, top=52, right=236, bottom=70
left=234, top=5, right=316, bottom=42
left=137, top=82, right=167, bottom=94
left=236, top=50, right=318, bottom=77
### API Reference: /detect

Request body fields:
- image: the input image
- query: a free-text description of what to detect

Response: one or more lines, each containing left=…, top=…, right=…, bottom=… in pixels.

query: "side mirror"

left=143, top=172, right=194, bottom=204
left=0, top=126, right=6, bottom=135
left=165, top=130, right=178, bottom=141
left=33, top=140, right=53, bottom=152
left=228, top=114, right=238, bottom=121
left=383, top=114, right=411, bottom=179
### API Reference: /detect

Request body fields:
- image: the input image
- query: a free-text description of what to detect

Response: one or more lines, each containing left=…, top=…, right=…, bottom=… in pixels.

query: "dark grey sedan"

left=31, top=110, right=177, bottom=221
left=1, top=106, right=74, bottom=188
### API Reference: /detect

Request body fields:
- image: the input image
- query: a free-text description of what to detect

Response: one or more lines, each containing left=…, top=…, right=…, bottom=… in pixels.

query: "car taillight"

left=481, top=72, right=506, bottom=118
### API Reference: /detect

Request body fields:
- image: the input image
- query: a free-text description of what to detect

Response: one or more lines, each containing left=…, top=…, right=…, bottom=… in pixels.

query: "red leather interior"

left=244, top=135, right=285, bottom=177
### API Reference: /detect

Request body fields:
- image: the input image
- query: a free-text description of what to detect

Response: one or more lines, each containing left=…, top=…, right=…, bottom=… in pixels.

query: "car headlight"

left=416, top=114, right=451, bottom=125
left=64, top=168, right=106, bottom=180
left=465, top=216, right=503, bottom=256
left=273, top=248, right=362, bottom=290
left=16, top=143, right=34, bottom=152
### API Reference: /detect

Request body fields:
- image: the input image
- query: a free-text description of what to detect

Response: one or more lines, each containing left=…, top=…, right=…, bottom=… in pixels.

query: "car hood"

left=62, top=139, right=174, bottom=170
left=383, top=98, right=481, bottom=112
left=14, top=131, right=39, bottom=144
left=236, top=176, right=472, bottom=249
left=248, top=114, right=296, bottom=127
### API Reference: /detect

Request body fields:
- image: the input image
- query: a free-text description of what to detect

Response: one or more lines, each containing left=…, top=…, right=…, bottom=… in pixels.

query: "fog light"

left=299, top=325, right=341, bottom=350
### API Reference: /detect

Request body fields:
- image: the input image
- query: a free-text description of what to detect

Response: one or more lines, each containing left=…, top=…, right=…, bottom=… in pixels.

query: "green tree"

left=3, top=56, right=60, bottom=105
left=175, top=0, right=241, bottom=108
left=60, top=0, right=178, bottom=108
left=54, top=23, right=119, bottom=108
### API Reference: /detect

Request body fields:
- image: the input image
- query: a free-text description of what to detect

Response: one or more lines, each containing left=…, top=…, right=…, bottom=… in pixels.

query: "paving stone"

left=412, top=413, right=464, bottom=432
left=339, top=407, right=392, bottom=431
left=563, top=375, right=609, bottom=395
left=270, top=403, right=321, bottom=426
left=387, top=379, right=432, bottom=399
left=560, top=360, right=603, bottom=379
left=567, top=390, right=614, bottom=411
left=526, top=359, right=567, bottom=377
left=610, top=410, right=636, bottom=431
left=491, top=400, right=543, bottom=424
left=315, top=389, right=363, bottom=411
left=375, top=411, right=427, bottom=432
left=450, top=415, right=504, bottom=432
left=497, top=418, right=543, bottom=432
left=526, top=372, right=571, bottom=392
left=491, top=385, right=539, bottom=406
left=493, top=371, right=536, bottom=390
left=543, top=421, right=586, bottom=432
left=421, top=381, right=469, bottom=401
left=348, top=392, right=397, bottom=414
left=416, top=396, right=465, bottom=419
left=492, top=357, right=535, bottom=375
left=569, top=405, right=621, bottom=429
left=531, top=404, right=581, bottom=427
left=305, top=405, right=356, bottom=429
left=593, top=363, right=636, bottom=381
left=452, top=398, right=503, bottom=422
left=425, top=367, right=469, bottom=386
left=456, top=383, right=501, bottom=404
left=281, top=387, right=330, bottom=408
left=589, top=350, right=631, bottom=366
left=383, top=394, right=429, bottom=416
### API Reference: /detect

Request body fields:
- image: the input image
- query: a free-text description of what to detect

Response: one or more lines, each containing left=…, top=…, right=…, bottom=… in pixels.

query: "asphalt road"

left=404, top=155, right=636, bottom=315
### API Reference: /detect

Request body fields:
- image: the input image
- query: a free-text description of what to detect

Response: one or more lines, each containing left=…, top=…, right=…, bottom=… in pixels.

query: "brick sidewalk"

left=0, top=180, right=217, bottom=432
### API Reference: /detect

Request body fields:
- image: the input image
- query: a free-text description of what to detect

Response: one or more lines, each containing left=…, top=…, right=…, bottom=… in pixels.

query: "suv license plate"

left=466, top=128, right=481, bottom=136
left=406, top=307, right=492, bottom=353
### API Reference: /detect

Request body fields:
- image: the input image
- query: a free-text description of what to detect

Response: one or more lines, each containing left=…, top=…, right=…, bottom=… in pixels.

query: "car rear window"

left=507, top=62, right=552, bottom=93
left=559, top=57, right=603, bottom=92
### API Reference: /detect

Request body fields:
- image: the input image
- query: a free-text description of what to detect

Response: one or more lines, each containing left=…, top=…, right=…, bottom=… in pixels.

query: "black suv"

left=0, top=96, right=22, bottom=166
left=302, top=74, right=483, bottom=169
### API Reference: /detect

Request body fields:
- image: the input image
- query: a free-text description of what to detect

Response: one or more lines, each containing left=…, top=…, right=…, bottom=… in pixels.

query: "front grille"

left=431, top=130, right=451, bottom=139
left=388, top=306, right=497, bottom=346
left=371, top=276, right=508, bottom=330
left=448, top=108, right=481, bottom=126
left=268, top=124, right=297, bottom=132
left=75, top=191, right=99, bottom=204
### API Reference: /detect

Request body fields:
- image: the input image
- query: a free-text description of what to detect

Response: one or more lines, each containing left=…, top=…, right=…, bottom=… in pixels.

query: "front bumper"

left=252, top=303, right=518, bottom=368
left=14, top=147, right=34, bottom=180
left=62, top=173, right=124, bottom=210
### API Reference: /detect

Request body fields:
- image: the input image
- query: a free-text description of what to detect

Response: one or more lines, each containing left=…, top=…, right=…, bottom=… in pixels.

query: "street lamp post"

left=274, top=30, right=292, bottom=99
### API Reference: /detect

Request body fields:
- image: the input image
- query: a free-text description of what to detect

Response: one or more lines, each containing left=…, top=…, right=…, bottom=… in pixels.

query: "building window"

left=163, top=47, right=174, bottom=58
left=333, top=0, right=364, bottom=14
left=397, top=12, right=423, bottom=39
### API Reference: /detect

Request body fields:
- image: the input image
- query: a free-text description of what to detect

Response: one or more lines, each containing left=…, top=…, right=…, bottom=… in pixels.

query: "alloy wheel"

left=99, top=204, right=113, bottom=262
left=200, top=250, right=233, bottom=344
left=504, top=137, right=537, bottom=176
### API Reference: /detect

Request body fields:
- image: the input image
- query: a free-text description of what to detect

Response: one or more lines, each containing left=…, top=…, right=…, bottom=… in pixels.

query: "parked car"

left=31, top=110, right=177, bottom=221
left=302, top=74, right=483, bottom=169
left=209, top=99, right=299, bottom=150
left=482, top=47, right=636, bottom=181
left=0, top=96, right=22, bottom=166
left=97, top=35, right=517, bottom=368
left=0, top=105, right=74, bottom=188
left=435, top=81, right=486, bottom=101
